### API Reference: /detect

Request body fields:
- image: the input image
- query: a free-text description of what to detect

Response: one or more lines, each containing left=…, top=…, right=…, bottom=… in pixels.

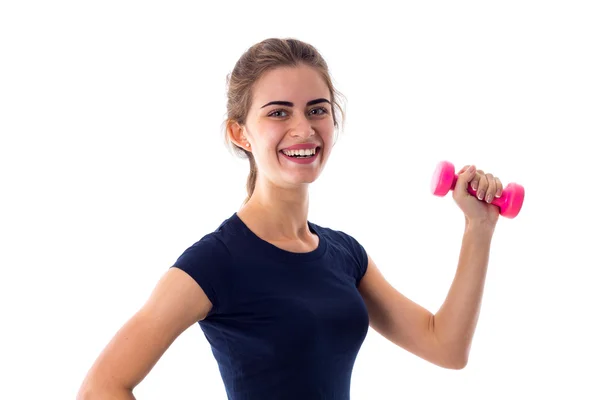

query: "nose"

left=290, top=114, right=316, bottom=138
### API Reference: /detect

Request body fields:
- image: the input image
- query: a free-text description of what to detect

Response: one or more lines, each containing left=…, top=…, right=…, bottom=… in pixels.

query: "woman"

left=78, top=37, right=504, bottom=400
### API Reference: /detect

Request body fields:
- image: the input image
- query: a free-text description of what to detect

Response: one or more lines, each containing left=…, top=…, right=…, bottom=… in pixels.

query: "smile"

left=280, top=147, right=321, bottom=164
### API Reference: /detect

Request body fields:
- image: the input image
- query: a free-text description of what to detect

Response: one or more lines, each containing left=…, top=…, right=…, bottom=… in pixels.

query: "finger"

left=484, top=173, right=496, bottom=203
left=470, top=167, right=481, bottom=191
left=494, top=177, right=503, bottom=198
left=456, top=165, right=477, bottom=192
left=457, top=165, right=470, bottom=174
left=475, top=170, right=489, bottom=200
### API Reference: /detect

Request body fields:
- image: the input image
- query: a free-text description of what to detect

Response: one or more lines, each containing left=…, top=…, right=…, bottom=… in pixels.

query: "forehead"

left=251, top=65, right=330, bottom=106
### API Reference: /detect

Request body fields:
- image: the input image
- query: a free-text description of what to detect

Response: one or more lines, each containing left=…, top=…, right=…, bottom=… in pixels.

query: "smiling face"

left=233, top=64, right=336, bottom=190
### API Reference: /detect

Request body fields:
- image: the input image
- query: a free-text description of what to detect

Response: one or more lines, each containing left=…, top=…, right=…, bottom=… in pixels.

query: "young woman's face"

left=243, top=64, right=336, bottom=189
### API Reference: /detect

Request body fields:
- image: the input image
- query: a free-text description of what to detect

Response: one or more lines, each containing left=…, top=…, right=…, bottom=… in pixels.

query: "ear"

left=227, top=120, right=251, bottom=151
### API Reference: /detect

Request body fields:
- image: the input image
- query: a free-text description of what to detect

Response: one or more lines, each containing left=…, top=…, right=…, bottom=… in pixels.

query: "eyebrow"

left=260, top=98, right=331, bottom=109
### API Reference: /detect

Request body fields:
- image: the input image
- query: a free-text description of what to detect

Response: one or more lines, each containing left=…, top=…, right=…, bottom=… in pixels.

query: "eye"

left=267, top=109, right=288, bottom=118
left=309, top=107, right=329, bottom=116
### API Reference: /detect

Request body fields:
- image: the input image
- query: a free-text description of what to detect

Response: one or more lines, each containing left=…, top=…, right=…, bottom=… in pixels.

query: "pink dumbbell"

left=430, top=160, right=525, bottom=219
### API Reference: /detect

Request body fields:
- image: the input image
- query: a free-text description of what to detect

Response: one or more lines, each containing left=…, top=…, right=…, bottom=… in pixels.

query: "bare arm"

left=358, top=221, right=494, bottom=369
left=77, top=267, right=212, bottom=399
left=359, top=165, right=502, bottom=369
left=432, top=221, right=494, bottom=366
left=359, top=256, right=458, bottom=369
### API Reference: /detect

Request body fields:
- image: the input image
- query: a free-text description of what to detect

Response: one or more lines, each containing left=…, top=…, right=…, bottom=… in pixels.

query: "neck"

left=239, top=179, right=312, bottom=241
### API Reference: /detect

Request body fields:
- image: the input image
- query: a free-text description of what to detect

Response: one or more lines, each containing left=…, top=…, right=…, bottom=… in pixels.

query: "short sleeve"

left=335, top=230, right=369, bottom=285
left=170, top=234, right=232, bottom=317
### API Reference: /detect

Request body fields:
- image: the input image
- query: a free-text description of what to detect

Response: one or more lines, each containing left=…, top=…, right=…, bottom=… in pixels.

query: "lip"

left=280, top=146, right=321, bottom=164
left=280, top=143, right=320, bottom=151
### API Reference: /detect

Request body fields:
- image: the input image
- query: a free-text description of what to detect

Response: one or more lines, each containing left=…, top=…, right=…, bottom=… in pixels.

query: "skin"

left=77, top=64, right=504, bottom=399
left=228, top=64, right=336, bottom=251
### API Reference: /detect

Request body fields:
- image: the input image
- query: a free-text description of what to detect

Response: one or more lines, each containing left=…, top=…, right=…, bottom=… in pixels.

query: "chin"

left=283, top=172, right=322, bottom=187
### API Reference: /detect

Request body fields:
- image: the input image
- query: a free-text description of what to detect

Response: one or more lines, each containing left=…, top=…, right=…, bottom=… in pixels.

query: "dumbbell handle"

left=446, top=173, right=524, bottom=218
left=448, top=175, right=506, bottom=209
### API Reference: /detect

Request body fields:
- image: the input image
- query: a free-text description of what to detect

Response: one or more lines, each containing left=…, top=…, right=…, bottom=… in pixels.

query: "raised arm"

left=358, top=254, right=463, bottom=370
left=358, top=164, right=501, bottom=369
left=358, top=223, right=493, bottom=370
left=77, top=267, right=213, bottom=399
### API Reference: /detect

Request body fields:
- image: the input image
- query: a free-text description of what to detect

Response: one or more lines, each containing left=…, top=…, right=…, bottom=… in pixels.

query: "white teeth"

left=283, top=148, right=317, bottom=157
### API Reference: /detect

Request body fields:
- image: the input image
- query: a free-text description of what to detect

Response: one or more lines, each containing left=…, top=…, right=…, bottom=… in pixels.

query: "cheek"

left=319, top=122, right=335, bottom=147
left=258, top=124, right=285, bottom=147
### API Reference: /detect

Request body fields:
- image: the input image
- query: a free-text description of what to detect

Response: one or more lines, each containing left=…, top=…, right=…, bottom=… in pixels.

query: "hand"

left=452, top=165, right=504, bottom=227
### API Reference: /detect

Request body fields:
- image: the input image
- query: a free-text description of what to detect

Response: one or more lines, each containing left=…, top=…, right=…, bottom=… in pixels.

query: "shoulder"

left=175, top=212, right=241, bottom=262
left=310, top=221, right=368, bottom=280
left=170, top=215, right=239, bottom=315
left=175, top=232, right=231, bottom=264
left=311, top=221, right=366, bottom=253
left=171, top=230, right=232, bottom=296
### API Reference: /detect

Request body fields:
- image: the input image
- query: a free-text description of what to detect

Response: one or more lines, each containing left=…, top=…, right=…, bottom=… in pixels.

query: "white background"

left=1, top=1, right=599, bottom=399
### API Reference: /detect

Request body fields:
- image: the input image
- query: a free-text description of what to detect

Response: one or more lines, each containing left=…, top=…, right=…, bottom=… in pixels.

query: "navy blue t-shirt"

left=171, top=212, right=370, bottom=399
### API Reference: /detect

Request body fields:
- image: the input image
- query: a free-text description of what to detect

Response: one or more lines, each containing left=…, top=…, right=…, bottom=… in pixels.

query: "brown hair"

left=222, top=38, right=346, bottom=205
